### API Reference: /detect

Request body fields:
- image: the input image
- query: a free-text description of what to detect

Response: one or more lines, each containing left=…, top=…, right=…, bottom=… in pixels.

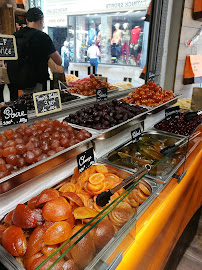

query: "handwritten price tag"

left=33, top=89, right=62, bottom=117
left=96, top=88, right=108, bottom=102
left=0, top=34, right=18, bottom=60
left=165, top=106, right=180, bottom=120
left=1, top=105, right=28, bottom=126
left=77, top=147, right=95, bottom=173
left=131, top=127, right=142, bottom=143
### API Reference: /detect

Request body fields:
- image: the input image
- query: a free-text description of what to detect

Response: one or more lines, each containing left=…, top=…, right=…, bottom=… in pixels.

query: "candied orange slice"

left=75, top=182, right=83, bottom=193
left=90, top=165, right=96, bottom=174
left=89, top=173, right=105, bottom=185
left=42, top=197, right=72, bottom=221
left=59, top=182, right=76, bottom=193
left=43, top=221, right=72, bottom=245
left=87, top=181, right=104, bottom=191
left=77, top=167, right=90, bottom=183
left=77, top=193, right=91, bottom=207
left=71, top=167, right=79, bottom=184
left=138, top=188, right=149, bottom=201
left=104, top=173, right=120, bottom=183
left=95, top=164, right=109, bottom=173
left=93, top=200, right=105, bottom=212
left=62, top=192, right=84, bottom=207
left=92, top=183, right=107, bottom=195
left=83, top=182, right=94, bottom=195
left=132, top=188, right=145, bottom=204
left=138, top=182, right=152, bottom=196
left=73, top=207, right=99, bottom=219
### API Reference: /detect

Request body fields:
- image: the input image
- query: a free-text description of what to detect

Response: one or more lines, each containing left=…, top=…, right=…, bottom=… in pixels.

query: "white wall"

left=174, top=0, right=202, bottom=98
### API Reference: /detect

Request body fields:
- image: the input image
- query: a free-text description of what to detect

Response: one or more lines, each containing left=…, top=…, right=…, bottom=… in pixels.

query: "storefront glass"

left=67, top=10, right=148, bottom=67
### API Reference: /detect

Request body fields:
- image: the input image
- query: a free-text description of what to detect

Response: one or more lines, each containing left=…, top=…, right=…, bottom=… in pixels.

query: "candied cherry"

left=24, top=128, right=33, bottom=137
left=6, top=154, right=18, bottom=166
left=16, top=144, right=26, bottom=155
left=0, top=158, right=6, bottom=172
left=3, top=146, right=17, bottom=157
left=25, top=151, right=37, bottom=164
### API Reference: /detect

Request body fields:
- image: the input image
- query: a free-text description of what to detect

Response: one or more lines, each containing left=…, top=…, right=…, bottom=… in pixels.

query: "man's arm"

left=50, top=51, right=62, bottom=66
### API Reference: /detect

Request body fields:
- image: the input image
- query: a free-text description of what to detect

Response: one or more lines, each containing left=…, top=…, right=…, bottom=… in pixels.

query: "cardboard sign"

left=183, top=55, right=202, bottom=84
left=88, top=66, right=95, bottom=75
left=33, top=89, right=62, bottom=117
left=131, top=127, right=142, bottom=143
left=165, top=106, right=180, bottom=120
left=96, top=87, right=108, bottom=102
left=1, top=105, right=28, bottom=126
left=0, top=34, right=18, bottom=60
left=77, top=147, right=95, bottom=173
left=95, top=76, right=108, bottom=82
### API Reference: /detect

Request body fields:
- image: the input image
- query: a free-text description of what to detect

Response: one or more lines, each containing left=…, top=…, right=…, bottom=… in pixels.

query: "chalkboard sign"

left=96, top=88, right=108, bottom=102
left=33, top=89, right=62, bottom=117
left=0, top=34, right=18, bottom=60
left=131, top=127, right=142, bottom=143
left=95, top=76, right=108, bottom=82
left=77, top=147, right=95, bottom=173
left=165, top=106, right=180, bottom=120
left=70, top=70, right=79, bottom=77
left=1, top=105, right=28, bottom=126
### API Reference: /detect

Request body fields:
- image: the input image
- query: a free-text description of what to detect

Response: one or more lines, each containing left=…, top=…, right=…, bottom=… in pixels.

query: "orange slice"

left=77, top=168, right=90, bottom=183
left=95, top=165, right=109, bottom=174
left=87, top=182, right=104, bottom=192
left=73, top=207, right=99, bottom=219
left=89, top=173, right=105, bottom=185
left=59, top=183, right=76, bottom=193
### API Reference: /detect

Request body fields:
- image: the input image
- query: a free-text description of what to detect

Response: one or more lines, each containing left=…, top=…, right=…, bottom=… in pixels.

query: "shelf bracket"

left=173, top=169, right=187, bottom=183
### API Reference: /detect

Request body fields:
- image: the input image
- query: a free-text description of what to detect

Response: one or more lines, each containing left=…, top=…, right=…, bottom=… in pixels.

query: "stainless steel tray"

left=99, top=130, right=187, bottom=184
left=123, top=95, right=180, bottom=115
left=65, top=87, right=119, bottom=99
left=64, top=109, right=147, bottom=140
left=0, top=125, right=99, bottom=194
left=0, top=163, right=161, bottom=270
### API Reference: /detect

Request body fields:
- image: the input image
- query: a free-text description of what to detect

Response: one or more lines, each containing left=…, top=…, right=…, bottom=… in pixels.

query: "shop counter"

left=107, top=128, right=202, bottom=270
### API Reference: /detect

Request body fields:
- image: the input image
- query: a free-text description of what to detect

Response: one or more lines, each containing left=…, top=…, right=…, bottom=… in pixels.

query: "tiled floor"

left=177, top=212, right=202, bottom=270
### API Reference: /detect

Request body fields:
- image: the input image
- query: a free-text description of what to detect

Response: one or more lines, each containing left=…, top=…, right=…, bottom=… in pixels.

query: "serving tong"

left=184, top=110, right=202, bottom=121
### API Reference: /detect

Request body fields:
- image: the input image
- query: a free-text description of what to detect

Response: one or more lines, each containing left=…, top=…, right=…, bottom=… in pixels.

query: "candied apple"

left=36, top=189, right=59, bottom=207
left=2, top=225, right=27, bottom=256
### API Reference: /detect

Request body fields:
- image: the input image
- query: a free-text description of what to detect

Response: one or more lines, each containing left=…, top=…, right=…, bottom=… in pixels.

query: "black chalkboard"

left=123, top=77, right=132, bottom=82
left=1, top=105, right=28, bottom=127
left=165, top=106, right=180, bottom=120
left=131, top=127, right=142, bottom=143
left=0, top=34, right=18, bottom=60
left=88, top=66, right=95, bottom=75
left=96, top=87, right=108, bottom=102
left=33, top=89, right=62, bottom=117
left=77, top=147, right=95, bottom=173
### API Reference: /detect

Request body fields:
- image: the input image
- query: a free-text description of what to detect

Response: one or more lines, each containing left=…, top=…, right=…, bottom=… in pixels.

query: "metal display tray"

left=99, top=130, right=187, bottom=184
left=0, top=163, right=161, bottom=270
left=123, top=95, right=180, bottom=115
left=64, top=110, right=147, bottom=140
left=0, top=125, right=99, bottom=194
left=65, top=87, right=119, bottom=99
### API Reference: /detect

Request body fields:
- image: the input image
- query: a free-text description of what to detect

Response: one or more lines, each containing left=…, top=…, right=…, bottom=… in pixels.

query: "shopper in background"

left=87, top=41, right=100, bottom=74
left=61, top=41, right=69, bottom=74
left=7, top=7, right=62, bottom=101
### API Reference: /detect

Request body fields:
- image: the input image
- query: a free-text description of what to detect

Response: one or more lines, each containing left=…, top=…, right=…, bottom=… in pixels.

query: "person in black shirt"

left=7, top=7, right=62, bottom=101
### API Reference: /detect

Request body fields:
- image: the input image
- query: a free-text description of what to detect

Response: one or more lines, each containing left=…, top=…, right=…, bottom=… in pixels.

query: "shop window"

left=66, top=10, right=149, bottom=67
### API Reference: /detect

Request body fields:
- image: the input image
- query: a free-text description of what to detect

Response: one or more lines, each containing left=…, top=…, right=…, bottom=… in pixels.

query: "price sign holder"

left=88, top=66, right=95, bottom=75
left=0, top=34, right=18, bottom=60
left=165, top=106, right=180, bottom=120
left=1, top=105, right=28, bottom=126
left=131, top=127, right=142, bottom=143
left=77, top=147, right=95, bottom=173
left=33, top=89, right=62, bottom=117
left=95, top=76, right=108, bottom=82
left=96, top=87, right=108, bottom=102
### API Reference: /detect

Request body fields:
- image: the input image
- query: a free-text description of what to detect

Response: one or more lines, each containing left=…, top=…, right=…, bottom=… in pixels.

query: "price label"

left=96, top=88, right=108, bottom=102
left=131, top=127, right=142, bottom=143
left=148, top=71, right=155, bottom=80
left=1, top=105, right=28, bottom=126
left=165, top=106, right=180, bottom=120
left=123, top=77, right=132, bottom=82
left=70, top=70, right=79, bottom=77
left=88, top=66, right=95, bottom=75
left=77, top=147, right=95, bottom=173
left=33, top=89, right=62, bottom=117
left=0, top=34, right=18, bottom=60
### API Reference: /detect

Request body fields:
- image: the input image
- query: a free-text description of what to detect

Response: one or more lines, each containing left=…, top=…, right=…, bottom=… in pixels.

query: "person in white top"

left=87, top=41, right=100, bottom=74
